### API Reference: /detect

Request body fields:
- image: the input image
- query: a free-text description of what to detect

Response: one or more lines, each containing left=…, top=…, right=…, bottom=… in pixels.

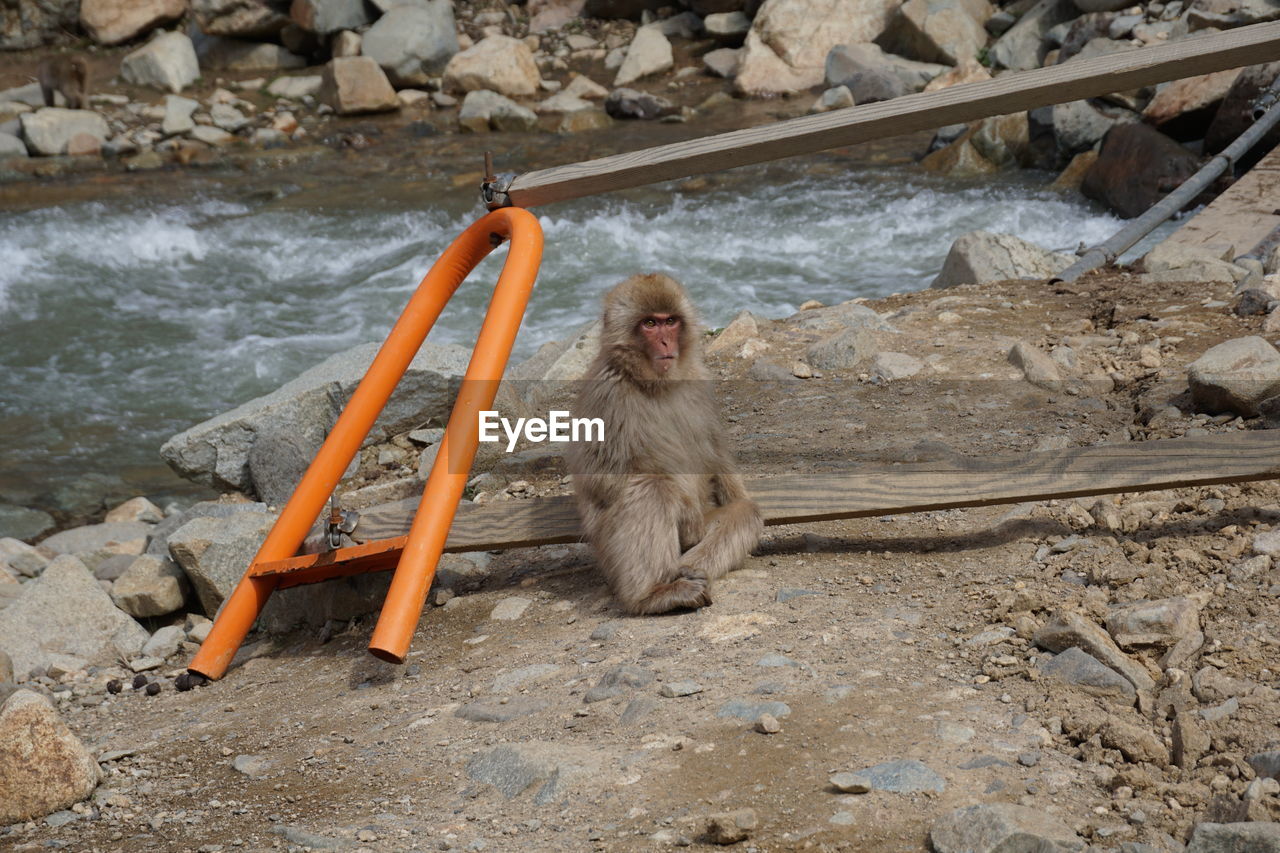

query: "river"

left=0, top=149, right=1174, bottom=520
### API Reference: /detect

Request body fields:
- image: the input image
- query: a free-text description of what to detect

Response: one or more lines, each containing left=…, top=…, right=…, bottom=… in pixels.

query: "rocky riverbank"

left=3, top=241, right=1280, bottom=848
left=1, top=0, right=1278, bottom=220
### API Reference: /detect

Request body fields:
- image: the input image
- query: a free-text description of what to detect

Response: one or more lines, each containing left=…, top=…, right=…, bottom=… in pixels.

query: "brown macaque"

left=38, top=56, right=90, bottom=110
left=569, top=273, right=763, bottom=615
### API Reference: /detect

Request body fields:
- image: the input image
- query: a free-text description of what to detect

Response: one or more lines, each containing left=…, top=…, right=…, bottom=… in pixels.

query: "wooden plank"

left=506, top=22, right=1280, bottom=208
left=328, top=430, right=1280, bottom=552
left=1162, top=144, right=1280, bottom=259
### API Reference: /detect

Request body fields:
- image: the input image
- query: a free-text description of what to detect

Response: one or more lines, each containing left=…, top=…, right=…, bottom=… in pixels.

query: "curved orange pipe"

left=189, top=207, right=543, bottom=679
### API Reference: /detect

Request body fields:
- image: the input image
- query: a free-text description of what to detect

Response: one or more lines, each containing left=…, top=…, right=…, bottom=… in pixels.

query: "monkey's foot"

left=635, top=577, right=712, bottom=614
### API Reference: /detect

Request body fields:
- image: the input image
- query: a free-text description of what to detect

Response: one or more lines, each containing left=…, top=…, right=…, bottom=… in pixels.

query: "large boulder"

left=290, top=0, right=374, bottom=35
left=0, top=556, right=148, bottom=680
left=0, top=0, right=79, bottom=49
left=1205, top=61, right=1280, bottom=156
left=1081, top=123, right=1200, bottom=218
left=0, top=690, right=99, bottom=824
left=1186, top=823, right=1280, bottom=853
left=1143, top=69, right=1241, bottom=141
left=110, top=554, right=190, bottom=618
left=988, top=0, right=1075, bottom=70
left=735, top=0, right=899, bottom=96
left=161, top=340, right=468, bottom=499
left=878, top=0, right=993, bottom=66
left=193, top=0, right=291, bottom=38
left=167, top=507, right=277, bottom=615
left=362, top=1, right=459, bottom=87
left=319, top=55, right=399, bottom=114
left=19, top=109, right=109, bottom=156
left=931, top=231, right=1074, bottom=288
left=459, top=89, right=539, bottom=132
left=614, top=25, right=673, bottom=87
left=1052, top=99, right=1135, bottom=156
left=81, top=0, right=186, bottom=45
left=443, top=35, right=541, bottom=97
left=121, top=30, right=201, bottom=93
left=1187, top=336, right=1280, bottom=417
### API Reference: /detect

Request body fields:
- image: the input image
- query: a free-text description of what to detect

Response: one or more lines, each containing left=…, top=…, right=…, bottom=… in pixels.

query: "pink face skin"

left=639, top=313, right=681, bottom=373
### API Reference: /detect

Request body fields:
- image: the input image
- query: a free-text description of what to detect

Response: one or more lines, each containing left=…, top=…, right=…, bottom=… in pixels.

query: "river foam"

left=0, top=166, right=1174, bottom=507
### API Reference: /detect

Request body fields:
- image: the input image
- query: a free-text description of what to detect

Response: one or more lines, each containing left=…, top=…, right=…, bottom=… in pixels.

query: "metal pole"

left=1055, top=76, right=1280, bottom=283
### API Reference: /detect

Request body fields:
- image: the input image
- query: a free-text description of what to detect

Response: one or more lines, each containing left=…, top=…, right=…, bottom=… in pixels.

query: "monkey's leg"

left=597, top=475, right=711, bottom=615
left=679, top=499, right=764, bottom=583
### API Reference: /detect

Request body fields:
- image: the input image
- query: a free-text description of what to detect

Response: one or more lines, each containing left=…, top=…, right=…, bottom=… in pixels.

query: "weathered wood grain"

left=506, top=22, right=1280, bottom=208
left=249, top=431, right=1280, bottom=583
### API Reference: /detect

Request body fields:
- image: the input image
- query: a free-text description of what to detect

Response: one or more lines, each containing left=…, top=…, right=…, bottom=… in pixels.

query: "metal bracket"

left=326, top=509, right=360, bottom=549
left=481, top=150, right=517, bottom=210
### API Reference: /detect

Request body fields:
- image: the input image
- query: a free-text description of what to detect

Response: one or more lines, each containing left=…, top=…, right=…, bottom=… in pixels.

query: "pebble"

left=705, top=808, right=756, bottom=844
left=489, top=596, right=531, bottom=621
left=754, top=713, right=781, bottom=733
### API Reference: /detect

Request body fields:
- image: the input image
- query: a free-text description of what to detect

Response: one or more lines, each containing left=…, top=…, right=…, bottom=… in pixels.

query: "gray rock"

left=806, top=328, right=878, bottom=370
left=825, top=42, right=947, bottom=93
left=267, top=75, right=324, bottom=99
left=161, top=95, right=198, bottom=136
left=702, top=47, right=742, bottom=78
left=931, top=803, right=1084, bottom=852
left=619, top=697, right=656, bottom=725
left=881, top=0, right=993, bottom=66
left=0, top=506, right=54, bottom=542
left=274, top=825, right=344, bottom=850
left=756, top=653, right=799, bottom=668
left=660, top=680, right=703, bottom=697
left=704, top=10, right=750, bottom=43
left=810, top=85, right=855, bottom=113
left=320, top=56, right=400, bottom=115
left=193, top=0, right=291, bottom=39
left=775, top=587, right=822, bottom=602
left=790, top=299, right=895, bottom=331
left=161, top=341, right=469, bottom=496
left=869, top=351, right=923, bottom=382
left=465, top=742, right=586, bottom=804
left=0, top=131, right=28, bottom=157
left=830, top=771, right=872, bottom=793
left=1040, top=646, right=1136, bottom=701
left=110, top=554, right=189, bottom=618
left=1185, top=822, right=1280, bottom=853
left=989, top=0, right=1076, bottom=70
left=1200, top=697, right=1238, bottom=723
left=42, top=522, right=151, bottom=556
left=121, top=31, right=200, bottom=93
left=232, top=753, right=273, bottom=778
left=1187, top=336, right=1280, bottom=417
left=458, top=89, right=538, bottom=133
left=604, top=87, right=677, bottom=120
left=166, top=509, right=277, bottom=616
left=210, top=102, right=250, bottom=131
left=19, top=108, right=110, bottom=156
left=1173, top=709, right=1210, bottom=769
left=291, top=0, right=374, bottom=35
left=717, top=699, right=790, bottom=719
left=201, top=39, right=305, bottom=71
left=0, top=556, right=148, bottom=681
left=932, top=230, right=1075, bottom=288
left=141, top=624, right=185, bottom=659
left=706, top=808, right=757, bottom=844
left=1053, top=99, right=1134, bottom=156
left=584, top=664, right=654, bottom=702
left=0, top=690, right=100, bottom=824
left=1008, top=340, right=1063, bottom=390
left=615, top=25, right=673, bottom=87
left=1247, top=751, right=1280, bottom=780
left=1034, top=611, right=1155, bottom=696
left=0, top=538, right=48, bottom=577
left=489, top=596, right=531, bottom=620
left=362, top=2, right=459, bottom=87
left=492, top=663, right=561, bottom=694
left=455, top=697, right=546, bottom=722
left=444, top=35, right=541, bottom=98
left=146, top=501, right=269, bottom=558
left=856, top=759, right=946, bottom=793
left=1106, top=596, right=1202, bottom=668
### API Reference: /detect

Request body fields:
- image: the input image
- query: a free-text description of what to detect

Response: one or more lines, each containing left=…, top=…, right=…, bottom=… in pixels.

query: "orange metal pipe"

left=189, top=207, right=543, bottom=680
left=368, top=210, right=543, bottom=663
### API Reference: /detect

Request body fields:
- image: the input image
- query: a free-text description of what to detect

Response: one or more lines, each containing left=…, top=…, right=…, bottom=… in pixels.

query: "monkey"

left=568, top=273, right=763, bottom=615
left=37, top=56, right=90, bottom=111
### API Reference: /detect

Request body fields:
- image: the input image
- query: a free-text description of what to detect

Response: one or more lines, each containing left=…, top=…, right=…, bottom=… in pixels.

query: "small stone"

left=659, top=680, right=702, bottom=697
left=754, top=713, right=781, bottom=733
left=830, top=771, right=872, bottom=793
left=705, top=808, right=756, bottom=844
left=144, top=682, right=160, bottom=696
left=489, top=596, right=531, bottom=620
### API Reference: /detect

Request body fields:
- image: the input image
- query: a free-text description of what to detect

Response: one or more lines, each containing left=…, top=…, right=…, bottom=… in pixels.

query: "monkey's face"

left=637, top=314, right=681, bottom=374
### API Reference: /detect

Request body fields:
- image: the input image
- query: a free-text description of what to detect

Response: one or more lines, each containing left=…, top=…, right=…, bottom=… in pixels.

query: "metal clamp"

left=326, top=509, right=359, bottom=549
left=481, top=150, right=517, bottom=210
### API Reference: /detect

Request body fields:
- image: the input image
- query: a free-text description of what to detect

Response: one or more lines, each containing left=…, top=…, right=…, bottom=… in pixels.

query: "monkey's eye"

left=641, top=318, right=657, bottom=328
left=664, top=317, right=679, bottom=326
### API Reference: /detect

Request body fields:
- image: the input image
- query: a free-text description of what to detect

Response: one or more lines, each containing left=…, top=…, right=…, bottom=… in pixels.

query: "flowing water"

left=0, top=160, right=1175, bottom=516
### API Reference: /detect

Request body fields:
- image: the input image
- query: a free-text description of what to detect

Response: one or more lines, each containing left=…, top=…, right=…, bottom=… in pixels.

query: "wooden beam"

left=506, top=21, right=1280, bottom=208
left=249, top=430, right=1280, bottom=584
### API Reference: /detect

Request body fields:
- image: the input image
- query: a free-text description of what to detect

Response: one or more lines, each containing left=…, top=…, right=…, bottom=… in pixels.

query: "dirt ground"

left=6, top=267, right=1280, bottom=852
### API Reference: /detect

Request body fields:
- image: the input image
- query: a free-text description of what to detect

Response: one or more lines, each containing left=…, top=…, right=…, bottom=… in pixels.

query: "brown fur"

left=568, top=273, right=763, bottom=615
left=38, top=56, right=89, bottom=110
